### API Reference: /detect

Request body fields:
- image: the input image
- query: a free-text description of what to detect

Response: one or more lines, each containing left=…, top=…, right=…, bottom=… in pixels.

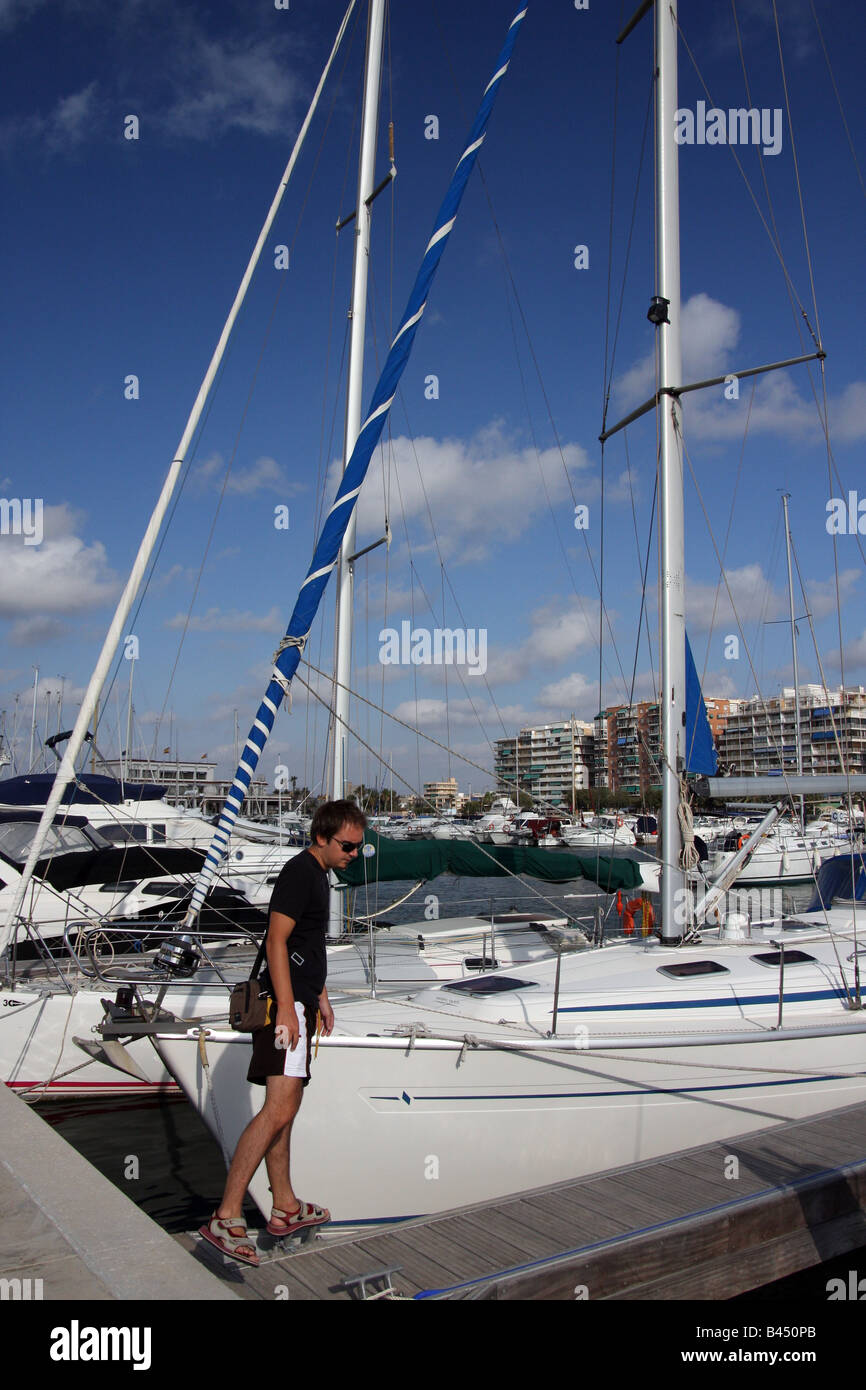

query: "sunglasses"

left=331, top=837, right=364, bottom=853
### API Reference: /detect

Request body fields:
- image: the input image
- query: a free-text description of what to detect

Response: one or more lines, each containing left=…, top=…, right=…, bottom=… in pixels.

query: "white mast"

left=124, top=654, right=136, bottom=793
left=27, top=666, right=38, bottom=774
left=330, top=0, right=387, bottom=937
left=782, top=492, right=805, bottom=828
left=655, top=0, right=687, bottom=941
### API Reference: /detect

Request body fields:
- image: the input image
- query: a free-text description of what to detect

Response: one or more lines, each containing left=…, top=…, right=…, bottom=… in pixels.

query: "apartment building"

left=717, top=685, right=866, bottom=776
left=423, top=777, right=464, bottom=811
left=494, top=718, right=593, bottom=810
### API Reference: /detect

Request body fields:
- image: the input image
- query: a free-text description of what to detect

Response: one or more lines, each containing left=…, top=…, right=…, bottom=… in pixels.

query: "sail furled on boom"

left=184, top=7, right=529, bottom=923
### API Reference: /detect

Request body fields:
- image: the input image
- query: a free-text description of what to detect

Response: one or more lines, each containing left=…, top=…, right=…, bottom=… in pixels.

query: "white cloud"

left=482, top=600, right=600, bottom=688
left=165, top=605, right=284, bottom=633
left=803, top=569, right=860, bottom=619
left=615, top=292, right=866, bottom=444
left=832, top=383, right=866, bottom=444
left=193, top=453, right=301, bottom=496
left=616, top=293, right=741, bottom=406
left=47, top=83, right=98, bottom=148
left=535, top=671, right=598, bottom=710
left=9, top=616, right=69, bottom=646
left=0, top=82, right=99, bottom=153
left=330, top=424, right=594, bottom=563
left=685, top=564, right=858, bottom=635
left=159, top=33, right=304, bottom=140
left=0, top=503, right=119, bottom=618
left=0, top=0, right=49, bottom=32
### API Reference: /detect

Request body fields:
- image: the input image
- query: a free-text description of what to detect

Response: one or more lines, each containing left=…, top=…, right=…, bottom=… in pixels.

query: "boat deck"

left=179, top=1100, right=866, bottom=1300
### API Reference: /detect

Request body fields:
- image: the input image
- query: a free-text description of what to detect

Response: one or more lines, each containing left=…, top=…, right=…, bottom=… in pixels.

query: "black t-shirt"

left=260, top=848, right=329, bottom=1008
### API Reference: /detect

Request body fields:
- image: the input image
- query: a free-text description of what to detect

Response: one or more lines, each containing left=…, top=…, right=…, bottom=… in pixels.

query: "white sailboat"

left=147, top=1, right=866, bottom=1227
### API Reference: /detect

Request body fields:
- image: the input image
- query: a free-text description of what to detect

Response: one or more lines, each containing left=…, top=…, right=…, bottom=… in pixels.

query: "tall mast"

left=782, top=492, right=804, bottom=827
left=124, top=654, right=136, bottom=793
left=330, top=0, right=387, bottom=937
left=655, top=0, right=687, bottom=940
left=28, top=666, right=38, bottom=774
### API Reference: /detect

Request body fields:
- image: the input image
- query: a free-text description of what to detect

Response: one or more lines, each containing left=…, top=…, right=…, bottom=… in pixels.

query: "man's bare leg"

left=215, top=1075, right=303, bottom=1251
left=263, top=1109, right=302, bottom=1214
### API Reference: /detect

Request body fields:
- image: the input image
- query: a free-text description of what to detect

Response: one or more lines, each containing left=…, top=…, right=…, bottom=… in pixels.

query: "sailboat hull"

left=155, top=1019, right=866, bottom=1224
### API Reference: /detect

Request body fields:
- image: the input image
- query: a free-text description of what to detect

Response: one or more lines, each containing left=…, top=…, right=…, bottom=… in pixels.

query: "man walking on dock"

left=201, top=799, right=367, bottom=1264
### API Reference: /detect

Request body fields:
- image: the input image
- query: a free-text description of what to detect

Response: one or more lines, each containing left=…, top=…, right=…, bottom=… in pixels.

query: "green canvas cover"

left=335, top=831, right=643, bottom=893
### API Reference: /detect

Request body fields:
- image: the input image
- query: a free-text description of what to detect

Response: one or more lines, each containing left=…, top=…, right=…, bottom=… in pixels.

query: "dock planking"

left=183, top=1100, right=866, bottom=1300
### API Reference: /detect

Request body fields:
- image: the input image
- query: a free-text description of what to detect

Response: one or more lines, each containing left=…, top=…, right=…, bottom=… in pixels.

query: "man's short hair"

left=310, top=799, right=367, bottom=845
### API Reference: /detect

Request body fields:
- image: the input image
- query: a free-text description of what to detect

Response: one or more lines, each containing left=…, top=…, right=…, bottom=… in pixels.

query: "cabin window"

left=98, top=881, right=138, bottom=894
left=152, top=824, right=167, bottom=843
left=100, top=825, right=147, bottom=845
left=657, top=960, right=730, bottom=979
left=445, top=976, right=538, bottom=995
left=751, top=950, right=817, bottom=967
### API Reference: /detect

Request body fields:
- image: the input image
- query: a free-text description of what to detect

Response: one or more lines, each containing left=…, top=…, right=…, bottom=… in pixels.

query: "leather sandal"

left=199, top=1213, right=259, bottom=1265
left=267, top=1200, right=330, bottom=1236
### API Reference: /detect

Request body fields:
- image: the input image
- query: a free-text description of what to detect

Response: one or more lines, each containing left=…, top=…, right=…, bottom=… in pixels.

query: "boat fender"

left=622, top=897, right=654, bottom=936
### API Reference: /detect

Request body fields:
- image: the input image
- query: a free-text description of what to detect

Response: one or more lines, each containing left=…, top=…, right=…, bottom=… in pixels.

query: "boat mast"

left=123, top=653, right=136, bottom=795
left=654, top=0, right=687, bottom=940
left=330, top=0, right=387, bottom=937
left=782, top=492, right=805, bottom=828
left=28, top=666, right=38, bottom=774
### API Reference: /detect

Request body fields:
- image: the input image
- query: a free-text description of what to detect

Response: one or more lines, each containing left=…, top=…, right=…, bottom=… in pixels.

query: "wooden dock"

left=0, top=1084, right=238, bottom=1301
left=179, top=1100, right=866, bottom=1300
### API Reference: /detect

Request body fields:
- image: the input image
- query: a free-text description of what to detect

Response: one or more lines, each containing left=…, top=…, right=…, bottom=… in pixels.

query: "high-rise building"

left=494, top=718, right=593, bottom=810
left=717, top=686, right=866, bottom=776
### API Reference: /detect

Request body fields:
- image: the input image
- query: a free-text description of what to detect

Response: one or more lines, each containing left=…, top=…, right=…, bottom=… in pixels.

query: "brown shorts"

left=247, top=1001, right=317, bottom=1087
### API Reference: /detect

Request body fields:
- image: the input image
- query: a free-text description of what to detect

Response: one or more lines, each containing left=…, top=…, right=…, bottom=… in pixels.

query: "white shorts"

left=247, top=1000, right=315, bottom=1086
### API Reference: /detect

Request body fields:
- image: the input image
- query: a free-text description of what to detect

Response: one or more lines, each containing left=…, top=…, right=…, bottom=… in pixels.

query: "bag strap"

left=249, top=924, right=269, bottom=982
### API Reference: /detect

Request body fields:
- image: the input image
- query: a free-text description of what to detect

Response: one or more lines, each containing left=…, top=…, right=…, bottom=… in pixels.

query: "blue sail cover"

left=685, top=633, right=718, bottom=775
left=0, top=773, right=167, bottom=806
left=186, top=8, right=528, bottom=920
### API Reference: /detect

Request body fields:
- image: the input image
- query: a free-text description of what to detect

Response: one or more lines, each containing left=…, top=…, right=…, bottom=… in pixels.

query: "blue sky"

left=1, top=0, right=864, bottom=805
